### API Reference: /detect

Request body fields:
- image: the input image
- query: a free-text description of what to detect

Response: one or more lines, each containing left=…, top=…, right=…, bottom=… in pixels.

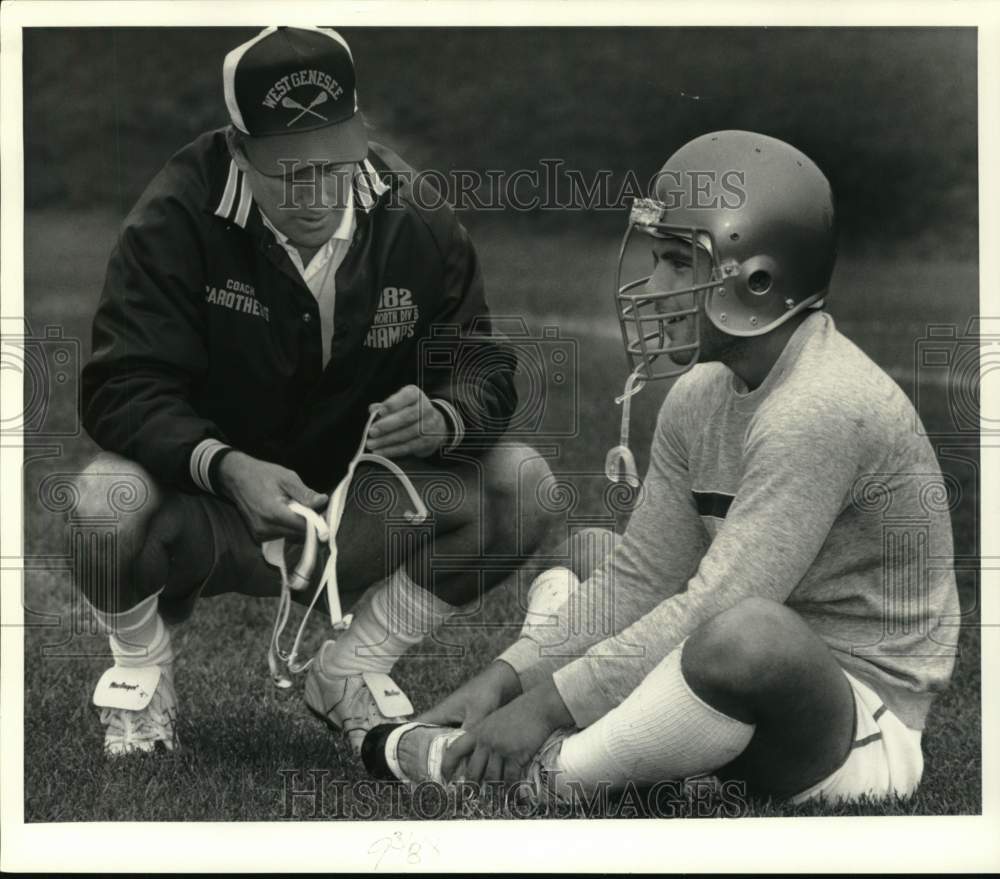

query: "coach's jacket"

left=81, top=130, right=518, bottom=493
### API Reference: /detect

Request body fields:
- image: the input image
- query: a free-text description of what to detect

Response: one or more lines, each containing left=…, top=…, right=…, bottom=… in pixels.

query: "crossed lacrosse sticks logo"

left=281, top=90, right=329, bottom=126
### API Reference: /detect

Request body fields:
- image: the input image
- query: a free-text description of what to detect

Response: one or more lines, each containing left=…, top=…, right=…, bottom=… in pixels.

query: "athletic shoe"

left=93, top=661, right=178, bottom=756
left=304, top=642, right=414, bottom=756
left=361, top=721, right=466, bottom=784
left=518, top=726, right=576, bottom=807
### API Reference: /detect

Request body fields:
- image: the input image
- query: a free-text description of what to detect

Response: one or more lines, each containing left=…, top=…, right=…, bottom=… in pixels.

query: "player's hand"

left=217, top=451, right=329, bottom=542
left=441, top=677, right=573, bottom=788
left=366, top=385, right=449, bottom=458
left=417, top=661, right=523, bottom=729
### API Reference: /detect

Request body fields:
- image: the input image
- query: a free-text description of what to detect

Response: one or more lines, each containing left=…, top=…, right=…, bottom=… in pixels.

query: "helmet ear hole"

left=748, top=270, right=772, bottom=295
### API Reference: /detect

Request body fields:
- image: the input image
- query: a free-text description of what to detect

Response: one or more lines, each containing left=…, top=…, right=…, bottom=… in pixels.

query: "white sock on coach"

left=86, top=589, right=175, bottom=668
left=552, top=640, right=755, bottom=797
left=110, top=615, right=175, bottom=668
left=319, top=568, right=457, bottom=677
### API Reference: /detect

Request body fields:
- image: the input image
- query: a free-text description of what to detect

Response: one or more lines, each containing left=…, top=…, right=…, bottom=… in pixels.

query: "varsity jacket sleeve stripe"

left=190, top=438, right=234, bottom=493
left=429, top=398, right=465, bottom=452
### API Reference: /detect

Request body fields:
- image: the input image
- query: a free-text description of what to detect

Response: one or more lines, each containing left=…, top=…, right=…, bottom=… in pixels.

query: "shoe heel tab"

left=93, top=665, right=161, bottom=711
left=361, top=671, right=414, bottom=718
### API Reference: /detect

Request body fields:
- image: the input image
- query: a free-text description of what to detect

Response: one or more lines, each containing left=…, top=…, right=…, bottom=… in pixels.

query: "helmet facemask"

left=606, top=198, right=722, bottom=489
left=615, top=197, right=722, bottom=383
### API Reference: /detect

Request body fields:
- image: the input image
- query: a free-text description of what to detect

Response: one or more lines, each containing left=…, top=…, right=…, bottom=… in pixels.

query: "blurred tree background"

left=23, top=26, right=976, bottom=258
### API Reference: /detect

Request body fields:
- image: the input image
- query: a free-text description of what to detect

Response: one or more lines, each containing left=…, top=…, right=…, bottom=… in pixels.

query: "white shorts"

left=790, top=671, right=924, bottom=805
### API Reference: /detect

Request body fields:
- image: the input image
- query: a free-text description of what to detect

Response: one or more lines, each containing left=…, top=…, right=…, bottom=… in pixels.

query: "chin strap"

left=262, top=407, right=430, bottom=689
left=604, top=365, right=647, bottom=488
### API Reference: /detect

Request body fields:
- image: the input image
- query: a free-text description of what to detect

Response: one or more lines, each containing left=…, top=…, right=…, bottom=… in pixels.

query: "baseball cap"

left=223, top=26, right=368, bottom=176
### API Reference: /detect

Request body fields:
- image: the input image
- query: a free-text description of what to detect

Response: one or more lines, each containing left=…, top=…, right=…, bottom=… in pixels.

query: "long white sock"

left=552, top=640, right=754, bottom=797
left=86, top=589, right=175, bottom=668
left=319, top=568, right=456, bottom=677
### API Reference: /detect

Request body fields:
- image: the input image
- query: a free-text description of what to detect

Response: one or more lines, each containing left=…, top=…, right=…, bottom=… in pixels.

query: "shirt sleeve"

left=498, top=378, right=709, bottom=698
left=552, top=395, right=866, bottom=727
left=81, top=193, right=232, bottom=493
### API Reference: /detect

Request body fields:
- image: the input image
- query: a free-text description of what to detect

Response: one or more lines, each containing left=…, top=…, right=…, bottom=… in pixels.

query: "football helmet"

left=615, top=130, right=837, bottom=381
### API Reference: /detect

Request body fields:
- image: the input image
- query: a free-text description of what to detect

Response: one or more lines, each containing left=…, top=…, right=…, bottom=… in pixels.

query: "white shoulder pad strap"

left=261, top=538, right=286, bottom=570
left=93, top=665, right=161, bottom=711
left=362, top=671, right=414, bottom=719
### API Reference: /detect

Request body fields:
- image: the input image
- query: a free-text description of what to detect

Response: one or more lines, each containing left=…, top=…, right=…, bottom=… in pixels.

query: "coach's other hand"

left=217, top=451, right=329, bottom=542
left=417, top=660, right=523, bottom=730
left=366, top=385, right=448, bottom=458
left=441, top=677, right=574, bottom=788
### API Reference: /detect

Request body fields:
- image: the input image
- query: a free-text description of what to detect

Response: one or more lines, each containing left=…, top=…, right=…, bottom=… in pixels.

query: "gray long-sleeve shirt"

left=501, top=312, right=959, bottom=731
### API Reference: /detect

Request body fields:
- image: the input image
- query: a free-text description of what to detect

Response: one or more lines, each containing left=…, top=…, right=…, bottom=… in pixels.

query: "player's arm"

left=81, top=195, right=322, bottom=539
left=496, top=379, right=708, bottom=688
left=442, top=401, right=868, bottom=782
left=420, top=380, right=707, bottom=727
left=551, top=401, right=867, bottom=727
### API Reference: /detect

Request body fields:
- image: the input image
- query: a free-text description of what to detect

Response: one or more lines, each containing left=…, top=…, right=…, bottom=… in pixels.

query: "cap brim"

left=243, top=113, right=368, bottom=176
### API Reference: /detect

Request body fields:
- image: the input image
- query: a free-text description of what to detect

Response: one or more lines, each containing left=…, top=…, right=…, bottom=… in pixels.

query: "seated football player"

left=74, top=26, right=554, bottom=758
left=360, top=130, right=960, bottom=806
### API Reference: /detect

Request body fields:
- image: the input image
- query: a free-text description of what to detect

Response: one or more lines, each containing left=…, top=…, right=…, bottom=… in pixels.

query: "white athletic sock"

left=110, top=615, right=175, bottom=668
left=552, top=640, right=754, bottom=797
left=86, top=589, right=175, bottom=668
left=319, top=568, right=456, bottom=677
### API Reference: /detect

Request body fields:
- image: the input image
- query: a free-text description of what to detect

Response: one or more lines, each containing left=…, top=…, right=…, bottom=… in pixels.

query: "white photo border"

left=2, top=0, right=997, bottom=872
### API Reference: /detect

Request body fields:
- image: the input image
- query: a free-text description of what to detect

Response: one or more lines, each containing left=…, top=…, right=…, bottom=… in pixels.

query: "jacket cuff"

left=189, top=438, right=233, bottom=495
left=552, top=657, right=618, bottom=729
left=430, top=398, right=465, bottom=452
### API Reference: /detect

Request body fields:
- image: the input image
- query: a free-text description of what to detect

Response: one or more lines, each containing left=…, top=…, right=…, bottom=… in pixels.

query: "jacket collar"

left=206, top=153, right=390, bottom=230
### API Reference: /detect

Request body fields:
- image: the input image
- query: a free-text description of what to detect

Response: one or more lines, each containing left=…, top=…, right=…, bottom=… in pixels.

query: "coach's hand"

left=417, top=661, right=523, bottom=729
left=366, top=385, right=448, bottom=458
left=217, top=451, right=329, bottom=542
left=441, top=677, right=574, bottom=788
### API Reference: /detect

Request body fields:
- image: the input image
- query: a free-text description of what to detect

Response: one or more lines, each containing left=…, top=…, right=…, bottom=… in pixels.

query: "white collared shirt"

left=260, top=182, right=357, bottom=367
left=257, top=166, right=464, bottom=451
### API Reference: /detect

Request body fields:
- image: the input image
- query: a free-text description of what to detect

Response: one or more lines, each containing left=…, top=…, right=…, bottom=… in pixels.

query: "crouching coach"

left=75, top=26, right=553, bottom=758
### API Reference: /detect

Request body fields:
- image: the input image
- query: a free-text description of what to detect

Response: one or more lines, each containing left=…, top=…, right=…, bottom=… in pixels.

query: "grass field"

left=20, top=209, right=981, bottom=821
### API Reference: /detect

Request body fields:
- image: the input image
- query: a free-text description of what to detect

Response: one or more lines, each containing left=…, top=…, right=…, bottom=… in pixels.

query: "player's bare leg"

left=376, top=583, right=854, bottom=798
left=681, top=596, right=856, bottom=798
left=541, top=596, right=854, bottom=802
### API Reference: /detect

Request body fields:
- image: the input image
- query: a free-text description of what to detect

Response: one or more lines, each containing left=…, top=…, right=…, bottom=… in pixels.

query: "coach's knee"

left=566, top=527, right=619, bottom=582
left=682, top=597, right=806, bottom=699
left=482, top=443, right=555, bottom=549
left=72, top=452, right=164, bottom=540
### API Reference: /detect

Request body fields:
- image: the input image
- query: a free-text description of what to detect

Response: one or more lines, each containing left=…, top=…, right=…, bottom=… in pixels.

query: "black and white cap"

left=222, top=26, right=368, bottom=175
